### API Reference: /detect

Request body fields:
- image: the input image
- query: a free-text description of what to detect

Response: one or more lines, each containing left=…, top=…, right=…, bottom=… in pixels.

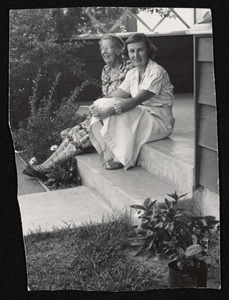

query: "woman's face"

left=100, top=39, right=120, bottom=67
left=127, top=41, right=149, bottom=70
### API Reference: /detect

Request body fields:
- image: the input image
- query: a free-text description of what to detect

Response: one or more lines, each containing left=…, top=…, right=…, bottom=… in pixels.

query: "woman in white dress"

left=89, top=33, right=175, bottom=170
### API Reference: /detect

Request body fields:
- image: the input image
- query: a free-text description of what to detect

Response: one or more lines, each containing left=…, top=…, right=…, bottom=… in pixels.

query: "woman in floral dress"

left=23, top=35, right=132, bottom=178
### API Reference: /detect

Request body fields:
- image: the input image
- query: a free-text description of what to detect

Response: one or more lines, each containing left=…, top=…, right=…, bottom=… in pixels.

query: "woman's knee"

left=94, top=97, right=118, bottom=108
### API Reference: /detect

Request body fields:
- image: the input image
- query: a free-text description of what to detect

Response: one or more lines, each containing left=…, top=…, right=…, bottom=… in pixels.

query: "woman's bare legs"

left=23, top=136, right=82, bottom=177
left=40, top=149, right=72, bottom=170
left=34, top=139, right=73, bottom=170
left=39, top=140, right=66, bottom=167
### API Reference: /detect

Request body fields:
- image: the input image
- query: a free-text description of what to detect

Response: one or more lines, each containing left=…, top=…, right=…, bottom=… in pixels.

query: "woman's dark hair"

left=99, top=34, right=125, bottom=53
left=124, top=33, right=157, bottom=59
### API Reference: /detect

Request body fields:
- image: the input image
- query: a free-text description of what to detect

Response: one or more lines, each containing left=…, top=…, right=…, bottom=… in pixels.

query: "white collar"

left=133, top=59, right=156, bottom=79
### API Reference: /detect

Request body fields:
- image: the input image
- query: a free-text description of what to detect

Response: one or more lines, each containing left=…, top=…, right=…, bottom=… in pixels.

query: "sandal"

left=22, top=164, right=48, bottom=179
left=103, top=159, right=124, bottom=170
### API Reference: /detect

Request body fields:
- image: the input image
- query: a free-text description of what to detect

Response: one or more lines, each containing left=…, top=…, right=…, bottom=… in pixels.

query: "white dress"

left=89, top=59, right=175, bottom=169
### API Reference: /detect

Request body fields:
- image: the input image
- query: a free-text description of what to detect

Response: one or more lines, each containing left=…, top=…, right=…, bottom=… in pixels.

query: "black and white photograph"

left=7, top=6, right=221, bottom=292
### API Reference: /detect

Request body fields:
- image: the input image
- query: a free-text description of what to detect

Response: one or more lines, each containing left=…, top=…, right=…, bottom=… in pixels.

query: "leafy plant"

left=199, top=220, right=220, bottom=281
left=129, top=191, right=220, bottom=271
left=44, top=156, right=82, bottom=189
left=129, top=192, right=193, bottom=256
left=154, top=8, right=176, bottom=19
left=185, top=215, right=220, bottom=278
left=14, top=71, right=88, bottom=162
left=9, top=8, right=99, bottom=128
left=171, top=244, right=205, bottom=271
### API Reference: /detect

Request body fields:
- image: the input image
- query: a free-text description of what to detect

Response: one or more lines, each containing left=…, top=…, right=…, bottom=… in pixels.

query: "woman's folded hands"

left=89, top=105, right=114, bottom=120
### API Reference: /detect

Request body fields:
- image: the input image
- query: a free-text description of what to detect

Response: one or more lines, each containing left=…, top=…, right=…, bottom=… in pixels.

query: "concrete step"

left=78, top=94, right=194, bottom=197
left=76, top=153, right=189, bottom=217
left=18, top=186, right=113, bottom=235
left=137, top=133, right=194, bottom=196
left=81, top=94, right=194, bottom=196
left=137, top=94, right=195, bottom=196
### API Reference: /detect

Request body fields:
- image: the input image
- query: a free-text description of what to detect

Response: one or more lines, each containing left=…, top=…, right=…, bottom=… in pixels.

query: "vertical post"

left=123, top=14, right=137, bottom=32
left=194, top=8, right=197, bottom=24
left=193, top=35, right=200, bottom=191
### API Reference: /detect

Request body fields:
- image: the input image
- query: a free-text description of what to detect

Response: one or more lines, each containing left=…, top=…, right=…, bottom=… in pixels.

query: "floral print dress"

left=101, top=60, right=133, bottom=96
left=60, top=60, right=133, bottom=156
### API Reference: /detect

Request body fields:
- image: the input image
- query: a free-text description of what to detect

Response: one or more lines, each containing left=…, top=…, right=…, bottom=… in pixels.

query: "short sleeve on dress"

left=118, top=70, right=131, bottom=94
left=141, top=70, right=163, bottom=97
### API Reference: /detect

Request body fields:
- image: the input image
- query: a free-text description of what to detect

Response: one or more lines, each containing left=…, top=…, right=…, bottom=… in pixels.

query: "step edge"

left=140, top=143, right=194, bottom=167
left=76, top=155, right=190, bottom=213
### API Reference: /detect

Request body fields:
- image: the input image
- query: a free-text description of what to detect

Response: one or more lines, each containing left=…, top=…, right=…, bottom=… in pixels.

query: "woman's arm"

left=118, top=89, right=154, bottom=112
left=92, top=89, right=154, bottom=119
left=101, top=88, right=130, bottom=99
left=110, top=88, right=130, bottom=99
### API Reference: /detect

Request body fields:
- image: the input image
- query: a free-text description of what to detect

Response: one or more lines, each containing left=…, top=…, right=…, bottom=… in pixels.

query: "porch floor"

left=155, top=93, right=194, bottom=166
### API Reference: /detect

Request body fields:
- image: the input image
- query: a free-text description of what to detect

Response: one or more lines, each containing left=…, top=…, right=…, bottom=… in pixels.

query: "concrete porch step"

left=76, top=153, right=188, bottom=216
left=79, top=94, right=194, bottom=197
left=138, top=94, right=194, bottom=195
left=138, top=133, right=194, bottom=196
left=78, top=94, right=194, bottom=196
left=18, top=186, right=113, bottom=235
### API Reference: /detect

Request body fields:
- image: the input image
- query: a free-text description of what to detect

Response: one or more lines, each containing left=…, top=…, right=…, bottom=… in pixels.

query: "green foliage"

left=172, top=244, right=205, bottom=271
left=129, top=191, right=220, bottom=270
left=61, top=7, right=130, bottom=35
left=196, top=219, right=220, bottom=280
left=9, top=8, right=97, bottom=128
left=45, top=157, right=82, bottom=189
left=129, top=192, right=193, bottom=256
left=154, top=8, right=176, bottom=18
left=14, top=71, right=88, bottom=163
left=9, top=7, right=129, bottom=128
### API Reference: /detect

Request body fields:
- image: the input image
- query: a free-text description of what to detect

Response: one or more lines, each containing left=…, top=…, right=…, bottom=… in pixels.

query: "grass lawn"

left=24, top=215, right=220, bottom=291
left=24, top=215, right=168, bottom=291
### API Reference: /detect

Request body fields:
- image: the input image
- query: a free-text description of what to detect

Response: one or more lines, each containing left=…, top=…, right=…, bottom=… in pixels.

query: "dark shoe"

left=22, top=164, right=48, bottom=180
left=103, top=159, right=124, bottom=170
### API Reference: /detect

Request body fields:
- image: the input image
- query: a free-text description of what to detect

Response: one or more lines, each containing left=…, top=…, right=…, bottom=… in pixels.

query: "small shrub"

left=14, top=71, right=89, bottom=163
left=129, top=192, right=220, bottom=262
left=129, top=192, right=193, bottom=256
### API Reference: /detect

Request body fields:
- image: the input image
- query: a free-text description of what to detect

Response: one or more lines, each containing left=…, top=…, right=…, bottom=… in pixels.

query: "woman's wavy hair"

left=124, top=33, right=157, bottom=59
left=99, top=34, right=125, bottom=55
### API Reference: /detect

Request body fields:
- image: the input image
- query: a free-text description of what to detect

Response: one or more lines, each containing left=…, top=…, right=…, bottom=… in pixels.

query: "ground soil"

left=125, top=250, right=221, bottom=289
